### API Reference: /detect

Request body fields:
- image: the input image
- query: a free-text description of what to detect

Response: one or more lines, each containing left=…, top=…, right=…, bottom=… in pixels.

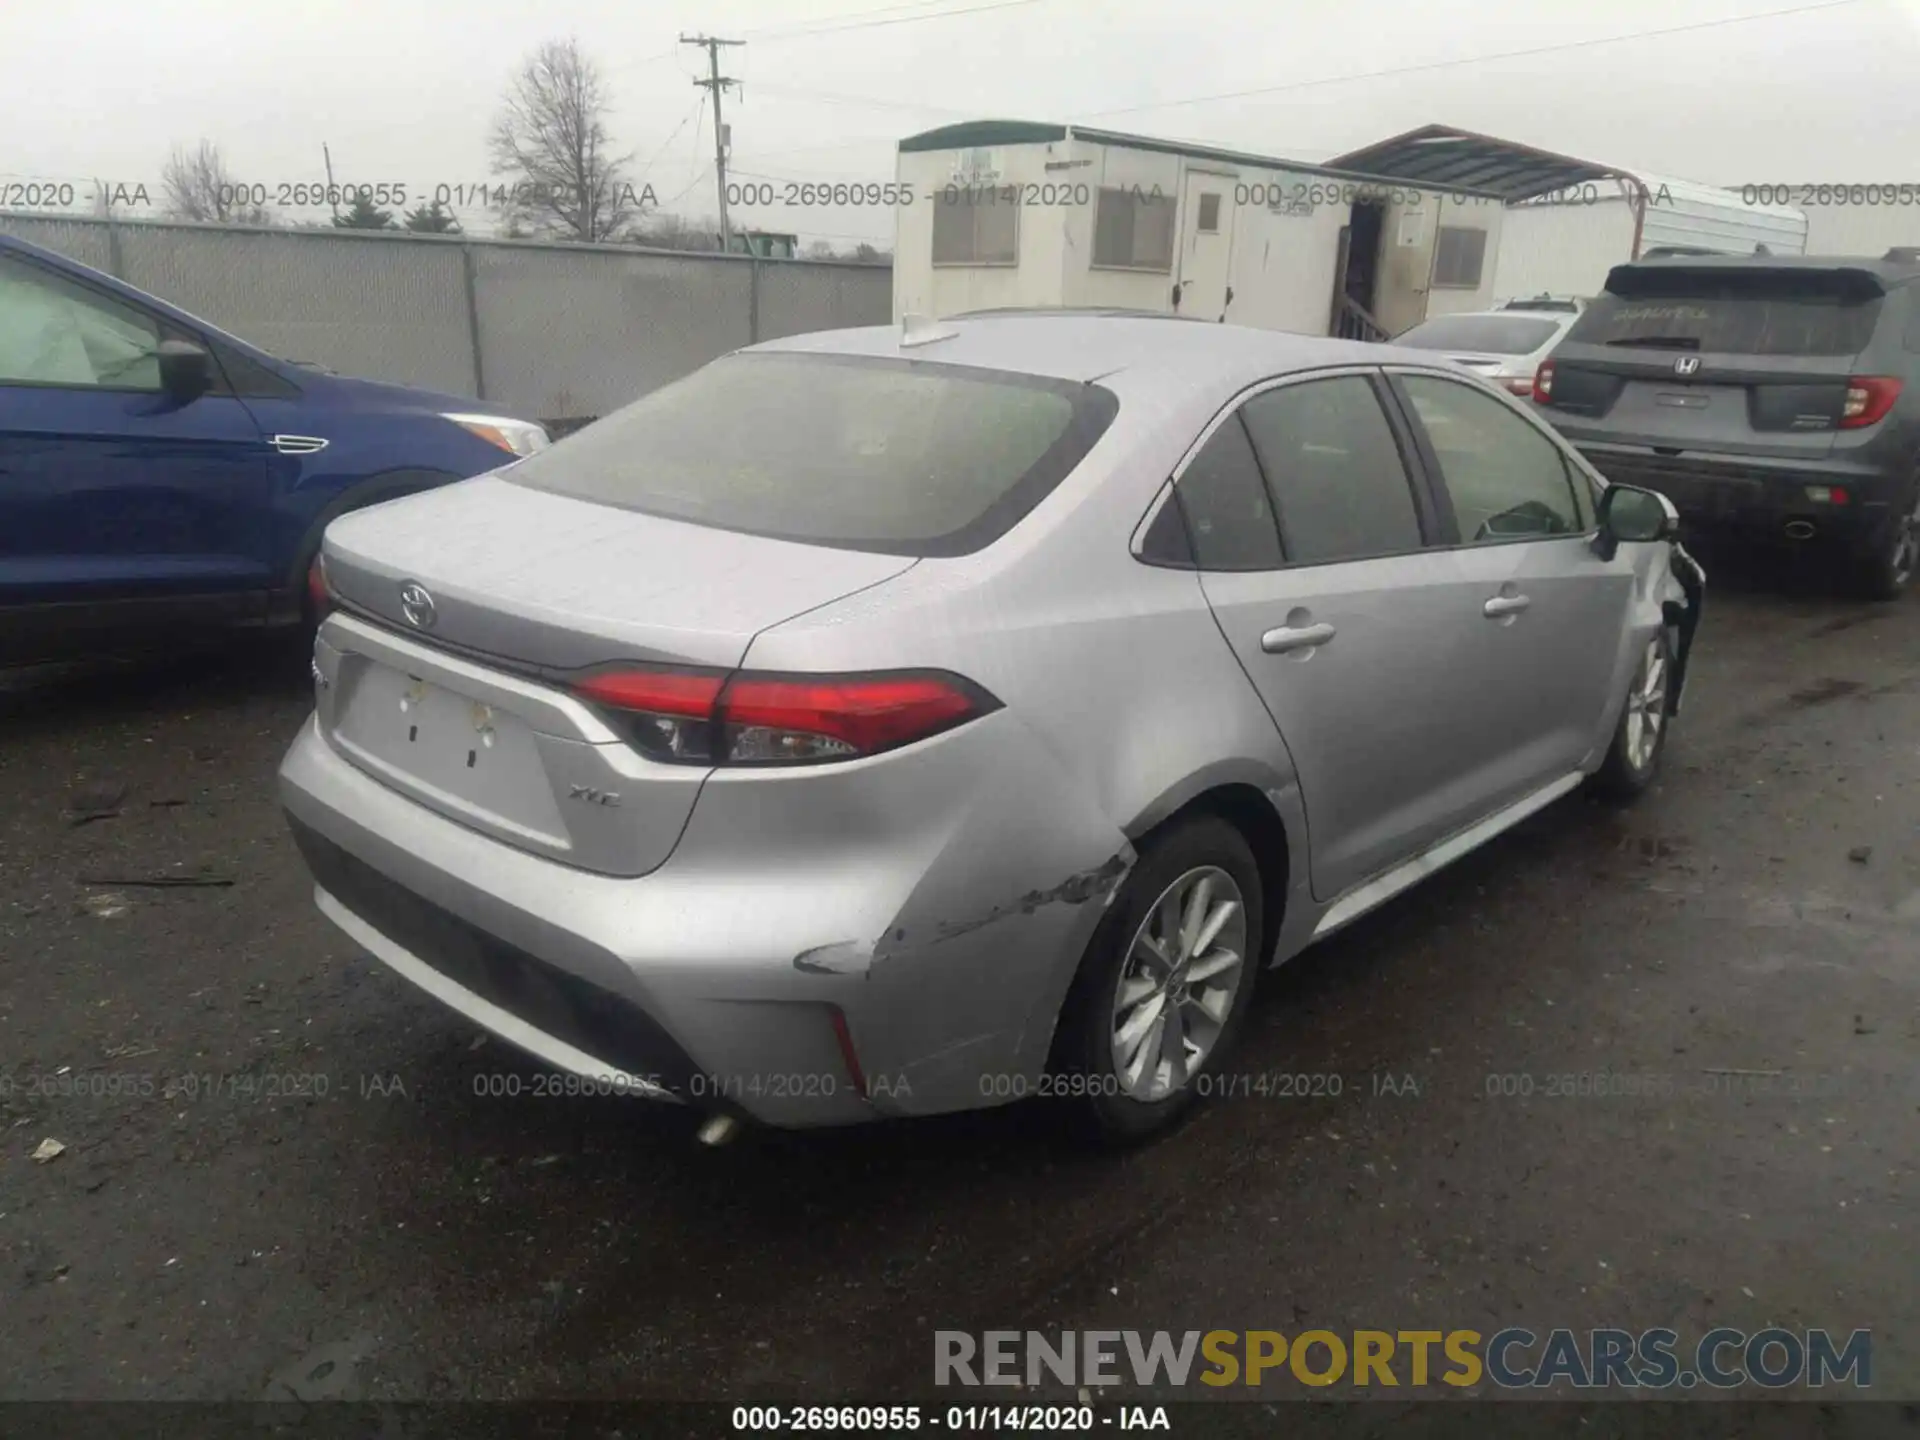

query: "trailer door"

left=1174, top=169, right=1238, bottom=322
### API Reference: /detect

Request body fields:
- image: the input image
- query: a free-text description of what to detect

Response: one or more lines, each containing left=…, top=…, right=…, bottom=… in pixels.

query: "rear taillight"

left=573, top=668, right=727, bottom=762
left=307, top=554, right=333, bottom=619
left=573, top=666, right=999, bottom=766
left=1840, top=376, right=1902, bottom=428
left=1531, top=360, right=1555, bottom=404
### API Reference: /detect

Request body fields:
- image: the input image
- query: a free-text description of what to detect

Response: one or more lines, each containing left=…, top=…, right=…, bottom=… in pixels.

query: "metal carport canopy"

left=1323, top=124, right=1640, bottom=203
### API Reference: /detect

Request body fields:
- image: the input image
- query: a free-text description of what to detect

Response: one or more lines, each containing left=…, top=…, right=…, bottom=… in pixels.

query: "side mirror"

left=1595, top=483, right=1679, bottom=558
left=156, top=339, right=213, bottom=405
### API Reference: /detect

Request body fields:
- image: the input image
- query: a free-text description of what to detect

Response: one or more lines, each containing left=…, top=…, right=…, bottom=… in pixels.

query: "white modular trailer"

left=1799, top=198, right=1920, bottom=256
left=892, top=121, right=1505, bottom=338
left=1491, top=173, right=1807, bottom=303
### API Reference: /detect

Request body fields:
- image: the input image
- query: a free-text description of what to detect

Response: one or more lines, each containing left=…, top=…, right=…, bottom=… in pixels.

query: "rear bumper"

left=1573, top=444, right=1902, bottom=546
left=278, top=712, right=1130, bottom=1129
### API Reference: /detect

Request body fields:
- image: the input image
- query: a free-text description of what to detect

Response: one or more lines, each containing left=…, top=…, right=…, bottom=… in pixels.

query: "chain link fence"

left=0, top=214, right=892, bottom=426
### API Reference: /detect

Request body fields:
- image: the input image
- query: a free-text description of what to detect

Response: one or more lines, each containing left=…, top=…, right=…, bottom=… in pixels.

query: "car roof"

left=751, top=311, right=1449, bottom=389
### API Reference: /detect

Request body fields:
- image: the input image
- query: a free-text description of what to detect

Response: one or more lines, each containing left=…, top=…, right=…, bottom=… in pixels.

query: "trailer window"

left=933, top=188, right=1020, bottom=267
left=1093, top=187, right=1175, bottom=271
left=1432, top=227, right=1488, bottom=288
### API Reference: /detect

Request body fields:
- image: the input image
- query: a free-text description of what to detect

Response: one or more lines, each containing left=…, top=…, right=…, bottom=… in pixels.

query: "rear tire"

left=1053, top=815, right=1264, bottom=1147
left=1853, top=491, right=1919, bottom=602
left=1591, top=632, right=1673, bottom=801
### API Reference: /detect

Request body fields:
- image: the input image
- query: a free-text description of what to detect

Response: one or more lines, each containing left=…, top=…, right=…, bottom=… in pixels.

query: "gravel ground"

left=0, top=568, right=1915, bottom=1414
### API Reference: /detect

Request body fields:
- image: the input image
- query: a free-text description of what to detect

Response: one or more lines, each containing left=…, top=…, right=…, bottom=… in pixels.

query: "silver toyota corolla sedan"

left=279, top=312, right=1705, bottom=1144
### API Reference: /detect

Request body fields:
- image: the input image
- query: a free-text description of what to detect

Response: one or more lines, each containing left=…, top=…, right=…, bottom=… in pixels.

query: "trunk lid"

left=314, top=475, right=916, bottom=876
left=322, top=474, right=915, bottom=670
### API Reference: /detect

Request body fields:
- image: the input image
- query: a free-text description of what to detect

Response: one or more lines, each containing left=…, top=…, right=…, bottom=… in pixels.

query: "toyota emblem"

left=398, top=581, right=437, bottom=629
left=1673, top=355, right=1701, bottom=377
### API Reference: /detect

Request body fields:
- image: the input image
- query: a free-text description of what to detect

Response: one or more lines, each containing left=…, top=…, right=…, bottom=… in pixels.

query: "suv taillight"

left=1531, top=359, right=1555, bottom=404
left=1840, top=376, right=1902, bottom=428
left=573, top=667, right=1000, bottom=766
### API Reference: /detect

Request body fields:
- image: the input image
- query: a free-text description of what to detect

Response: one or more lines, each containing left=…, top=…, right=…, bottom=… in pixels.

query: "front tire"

left=1053, top=816, right=1264, bottom=1146
left=1591, top=632, right=1673, bottom=800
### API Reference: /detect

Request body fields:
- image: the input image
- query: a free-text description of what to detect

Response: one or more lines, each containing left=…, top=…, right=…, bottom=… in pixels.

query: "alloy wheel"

left=1109, top=866, right=1246, bottom=1102
left=1624, top=638, right=1669, bottom=773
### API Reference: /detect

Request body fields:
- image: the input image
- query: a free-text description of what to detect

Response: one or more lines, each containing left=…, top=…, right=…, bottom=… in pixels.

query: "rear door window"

left=1170, top=415, right=1284, bottom=570
left=1238, top=375, right=1425, bottom=565
left=503, top=352, right=1118, bottom=557
left=1567, top=270, right=1883, bottom=356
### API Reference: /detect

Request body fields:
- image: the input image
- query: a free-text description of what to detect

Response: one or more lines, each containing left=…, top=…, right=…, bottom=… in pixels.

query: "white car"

left=1391, top=298, right=1585, bottom=400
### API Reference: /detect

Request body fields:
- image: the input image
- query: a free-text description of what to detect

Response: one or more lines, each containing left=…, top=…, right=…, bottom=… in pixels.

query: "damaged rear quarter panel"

left=841, top=725, right=1140, bottom=1117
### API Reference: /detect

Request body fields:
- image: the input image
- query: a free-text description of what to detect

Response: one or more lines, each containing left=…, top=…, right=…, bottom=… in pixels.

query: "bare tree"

left=489, top=39, right=640, bottom=242
left=160, top=141, right=273, bottom=225
left=803, top=239, right=840, bottom=260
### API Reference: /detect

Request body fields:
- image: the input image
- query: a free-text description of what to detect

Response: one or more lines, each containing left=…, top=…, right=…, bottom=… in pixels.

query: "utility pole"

left=680, top=34, right=743, bottom=253
left=322, top=143, right=340, bottom=221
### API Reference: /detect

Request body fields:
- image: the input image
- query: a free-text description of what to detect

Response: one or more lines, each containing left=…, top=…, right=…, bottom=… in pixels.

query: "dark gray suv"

left=1532, top=252, right=1920, bottom=599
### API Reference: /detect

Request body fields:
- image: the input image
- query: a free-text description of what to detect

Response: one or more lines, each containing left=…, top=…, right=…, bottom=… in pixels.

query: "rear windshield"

left=1567, top=271, right=1884, bottom=356
left=1394, top=315, right=1561, bottom=355
left=503, top=352, right=1117, bottom=556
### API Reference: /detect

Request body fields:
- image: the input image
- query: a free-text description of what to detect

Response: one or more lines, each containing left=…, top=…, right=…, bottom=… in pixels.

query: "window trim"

left=1380, top=365, right=1600, bottom=550
left=1130, top=480, right=1197, bottom=568
left=1134, top=364, right=1442, bottom=572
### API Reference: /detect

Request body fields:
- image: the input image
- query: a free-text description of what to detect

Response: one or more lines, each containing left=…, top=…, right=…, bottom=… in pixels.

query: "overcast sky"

left=6, top=0, right=1919, bottom=246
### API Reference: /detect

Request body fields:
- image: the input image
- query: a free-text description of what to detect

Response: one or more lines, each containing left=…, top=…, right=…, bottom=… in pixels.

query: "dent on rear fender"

left=830, top=846, right=1137, bottom=1117
left=785, top=731, right=1140, bottom=1114
left=790, top=850, right=1135, bottom=978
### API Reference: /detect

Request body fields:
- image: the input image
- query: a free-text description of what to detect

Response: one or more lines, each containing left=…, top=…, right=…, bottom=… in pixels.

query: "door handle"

left=1483, top=594, right=1531, bottom=618
left=1261, top=621, right=1336, bottom=654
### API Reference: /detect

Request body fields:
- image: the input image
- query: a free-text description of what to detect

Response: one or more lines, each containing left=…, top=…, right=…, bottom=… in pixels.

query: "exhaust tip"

left=1784, top=520, right=1817, bottom=541
left=696, top=1114, right=741, bottom=1147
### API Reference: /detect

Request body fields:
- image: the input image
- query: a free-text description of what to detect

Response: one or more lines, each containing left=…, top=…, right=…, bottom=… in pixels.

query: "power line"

left=745, top=81, right=974, bottom=117
left=650, top=100, right=717, bottom=210
left=740, top=0, right=985, bottom=41
left=1075, top=0, right=1872, bottom=120
left=635, top=95, right=708, bottom=185
left=734, top=135, right=904, bottom=161
left=748, top=0, right=1045, bottom=42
